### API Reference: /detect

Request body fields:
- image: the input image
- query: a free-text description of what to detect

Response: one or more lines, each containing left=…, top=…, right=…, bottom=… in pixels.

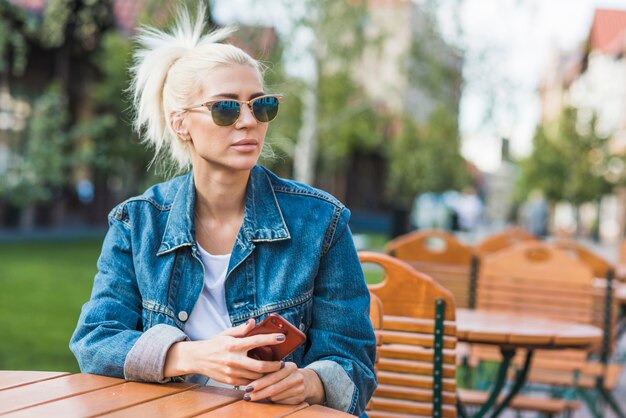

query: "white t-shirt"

left=184, top=243, right=232, bottom=341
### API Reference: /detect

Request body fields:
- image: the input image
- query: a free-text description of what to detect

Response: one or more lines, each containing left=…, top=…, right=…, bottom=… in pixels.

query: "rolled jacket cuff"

left=306, top=360, right=357, bottom=414
left=124, top=324, right=188, bottom=383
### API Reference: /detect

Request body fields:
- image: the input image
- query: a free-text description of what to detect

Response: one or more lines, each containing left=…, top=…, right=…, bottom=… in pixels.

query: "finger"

left=234, top=370, right=265, bottom=381
left=247, top=362, right=297, bottom=400
left=239, top=357, right=284, bottom=374
left=215, top=376, right=253, bottom=387
left=239, top=333, right=287, bottom=350
left=222, top=318, right=256, bottom=337
left=252, top=372, right=300, bottom=402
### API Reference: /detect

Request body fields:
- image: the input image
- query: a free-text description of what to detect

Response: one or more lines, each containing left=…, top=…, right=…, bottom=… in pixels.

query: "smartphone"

left=245, top=313, right=306, bottom=361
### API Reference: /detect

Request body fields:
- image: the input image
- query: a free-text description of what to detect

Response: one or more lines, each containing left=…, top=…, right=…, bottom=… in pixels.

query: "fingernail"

left=280, top=360, right=285, bottom=369
left=245, top=386, right=254, bottom=393
left=243, top=394, right=251, bottom=401
left=276, top=334, right=285, bottom=341
left=247, top=318, right=255, bottom=325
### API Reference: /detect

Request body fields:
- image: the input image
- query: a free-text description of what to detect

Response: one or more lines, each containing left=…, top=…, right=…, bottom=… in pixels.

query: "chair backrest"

left=469, top=241, right=622, bottom=401
left=370, top=292, right=383, bottom=332
left=552, top=239, right=619, bottom=358
left=360, top=251, right=457, bottom=418
left=384, top=229, right=476, bottom=308
left=553, top=239, right=613, bottom=279
left=474, top=226, right=536, bottom=257
left=476, top=241, right=595, bottom=324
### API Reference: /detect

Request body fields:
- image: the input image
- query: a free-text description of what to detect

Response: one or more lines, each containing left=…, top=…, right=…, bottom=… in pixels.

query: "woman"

left=70, top=5, right=376, bottom=416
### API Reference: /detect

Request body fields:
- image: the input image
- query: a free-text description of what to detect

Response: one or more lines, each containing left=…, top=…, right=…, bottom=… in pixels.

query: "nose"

left=236, top=103, right=257, bottom=128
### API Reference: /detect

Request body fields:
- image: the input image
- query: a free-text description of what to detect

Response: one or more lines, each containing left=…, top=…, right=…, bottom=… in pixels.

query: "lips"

left=232, top=139, right=258, bottom=146
left=231, top=138, right=259, bottom=152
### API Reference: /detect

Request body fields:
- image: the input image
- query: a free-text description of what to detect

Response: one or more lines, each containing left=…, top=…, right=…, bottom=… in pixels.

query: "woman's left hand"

left=244, top=362, right=325, bottom=405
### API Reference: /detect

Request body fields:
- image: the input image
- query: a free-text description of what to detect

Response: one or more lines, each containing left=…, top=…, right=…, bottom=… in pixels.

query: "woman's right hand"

left=163, top=319, right=285, bottom=386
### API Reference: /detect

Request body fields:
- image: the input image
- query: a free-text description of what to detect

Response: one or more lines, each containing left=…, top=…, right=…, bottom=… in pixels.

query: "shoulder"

left=259, top=166, right=345, bottom=211
left=108, top=173, right=190, bottom=223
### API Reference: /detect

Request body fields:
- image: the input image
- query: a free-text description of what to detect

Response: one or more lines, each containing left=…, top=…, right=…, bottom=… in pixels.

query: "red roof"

left=589, top=8, right=626, bottom=55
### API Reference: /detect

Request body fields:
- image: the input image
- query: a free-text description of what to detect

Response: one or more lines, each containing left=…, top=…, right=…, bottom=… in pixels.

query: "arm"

left=303, top=207, right=377, bottom=415
left=246, top=208, right=377, bottom=415
left=69, top=212, right=187, bottom=382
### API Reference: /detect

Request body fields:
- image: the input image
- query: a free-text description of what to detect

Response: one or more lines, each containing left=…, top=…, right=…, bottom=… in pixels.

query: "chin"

left=225, top=157, right=260, bottom=172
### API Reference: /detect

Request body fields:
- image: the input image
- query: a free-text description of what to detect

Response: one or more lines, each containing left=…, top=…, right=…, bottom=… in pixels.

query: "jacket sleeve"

left=303, top=207, right=377, bottom=416
left=69, top=210, right=187, bottom=382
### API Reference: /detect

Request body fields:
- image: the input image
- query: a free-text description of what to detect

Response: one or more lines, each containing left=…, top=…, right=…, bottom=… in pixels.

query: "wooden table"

left=455, top=308, right=603, bottom=418
left=0, top=371, right=351, bottom=418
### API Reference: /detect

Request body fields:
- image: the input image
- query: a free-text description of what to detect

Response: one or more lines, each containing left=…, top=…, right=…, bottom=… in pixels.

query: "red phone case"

left=246, top=313, right=306, bottom=361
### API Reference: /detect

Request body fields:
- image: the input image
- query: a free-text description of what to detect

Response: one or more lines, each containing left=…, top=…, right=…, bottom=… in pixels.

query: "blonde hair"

left=129, top=3, right=263, bottom=174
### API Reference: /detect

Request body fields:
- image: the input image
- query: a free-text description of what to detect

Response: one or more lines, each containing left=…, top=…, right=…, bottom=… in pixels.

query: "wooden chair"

left=474, top=226, right=536, bottom=257
left=552, top=239, right=621, bottom=353
left=384, top=230, right=477, bottom=309
left=468, top=241, right=624, bottom=417
left=360, top=251, right=457, bottom=418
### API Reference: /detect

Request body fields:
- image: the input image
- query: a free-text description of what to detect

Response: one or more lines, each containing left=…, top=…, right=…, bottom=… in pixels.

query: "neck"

left=193, top=166, right=250, bottom=222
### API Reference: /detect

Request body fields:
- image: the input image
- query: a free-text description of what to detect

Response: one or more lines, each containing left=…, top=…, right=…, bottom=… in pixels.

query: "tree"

left=287, top=0, right=373, bottom=185
left=517, top=125, right=568, bottom=203
left=387, top=106, right=467, bottom=207
left=517, top=107, right=612, bottom=235
left=0, top=84, right=70, bottom=228
left=0, top=0, right=37, bottom=78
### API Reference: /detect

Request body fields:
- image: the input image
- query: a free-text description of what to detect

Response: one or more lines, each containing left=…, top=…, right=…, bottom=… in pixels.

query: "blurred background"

left=2, top=0, right=626, bottom=374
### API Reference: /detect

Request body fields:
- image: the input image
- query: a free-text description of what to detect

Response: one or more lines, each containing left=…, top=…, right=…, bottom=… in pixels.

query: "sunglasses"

left=184, top=94, right=283, bottom=126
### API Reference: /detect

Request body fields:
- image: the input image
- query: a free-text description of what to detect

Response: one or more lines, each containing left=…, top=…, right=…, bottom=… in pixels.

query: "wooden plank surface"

left=0, top=371, right=69, bottom=391
left=0, top=373, right=123, bottom=414
left=6, top=381, right=196, bottom=418
left=193, top=400, right=309, bottom=417
left=456, top=309, right=602, bottom=348
left=0, top=372, right=351, bottom=417
left=284, top=404, right=354, bottom=417
left=100, top=385, right=242, bottom=418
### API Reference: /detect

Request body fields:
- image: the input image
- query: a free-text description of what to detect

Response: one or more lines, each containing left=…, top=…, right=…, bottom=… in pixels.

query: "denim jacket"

left=70, top=164, right=377, bottom=416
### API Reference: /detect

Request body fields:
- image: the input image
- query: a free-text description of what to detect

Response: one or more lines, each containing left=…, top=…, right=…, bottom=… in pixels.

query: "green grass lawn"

left=0, top=238, right=102, bottom=372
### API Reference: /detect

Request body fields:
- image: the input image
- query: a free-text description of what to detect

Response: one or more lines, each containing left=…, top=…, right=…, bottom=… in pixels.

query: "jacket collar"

left=157, top=165, right=290, bottom=256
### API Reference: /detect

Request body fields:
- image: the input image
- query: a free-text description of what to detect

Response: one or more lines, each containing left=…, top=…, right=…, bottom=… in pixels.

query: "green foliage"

left=517, top=107, right=612, bottom=205
left=317, top=71, right=387, bottom=170
left=387, top=106, right=467, bottom=205
left=73, top=30, right=159, bottom=189
left=0, top=0, right=38, bottom=76
left=40, top=0, right=113, bottom=50
left=409, top=15, right=460, bottom=107
left=300, top=0, right=369, bottom=65
left=517, top=125, right=567, bottom=202
left=1, top=83, right=71, bottom=207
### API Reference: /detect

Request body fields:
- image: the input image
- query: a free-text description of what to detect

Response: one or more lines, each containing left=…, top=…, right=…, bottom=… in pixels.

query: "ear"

left=169, top=111, right=191, bottom=141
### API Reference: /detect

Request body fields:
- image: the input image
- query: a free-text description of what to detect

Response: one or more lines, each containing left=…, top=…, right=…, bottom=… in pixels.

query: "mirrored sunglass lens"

left=211, top=100, right=240, bottom=126
left=252, top=96, right=280, bottom=122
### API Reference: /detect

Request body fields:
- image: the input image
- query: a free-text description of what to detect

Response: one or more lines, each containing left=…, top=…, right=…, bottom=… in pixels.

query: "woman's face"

left=183, top=64, right=268, bottom=173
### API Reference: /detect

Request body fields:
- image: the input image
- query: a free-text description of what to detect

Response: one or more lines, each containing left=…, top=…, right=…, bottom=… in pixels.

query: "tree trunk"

left=592, top=198, right=601, bottom=242
left=293, top=78, right=319, bottom=185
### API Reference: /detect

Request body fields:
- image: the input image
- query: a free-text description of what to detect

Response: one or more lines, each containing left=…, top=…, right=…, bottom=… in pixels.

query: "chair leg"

left=457, top=398, right=470, bottom=418
left=576, top=387, right=603, bottom=418
left=597, top=386, right=626, bottom=418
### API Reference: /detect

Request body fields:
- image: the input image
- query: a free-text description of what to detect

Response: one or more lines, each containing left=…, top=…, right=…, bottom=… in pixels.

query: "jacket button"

left=299, top=322, right=306, bottom=332
left=178, top=311, right=189, bottom=322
